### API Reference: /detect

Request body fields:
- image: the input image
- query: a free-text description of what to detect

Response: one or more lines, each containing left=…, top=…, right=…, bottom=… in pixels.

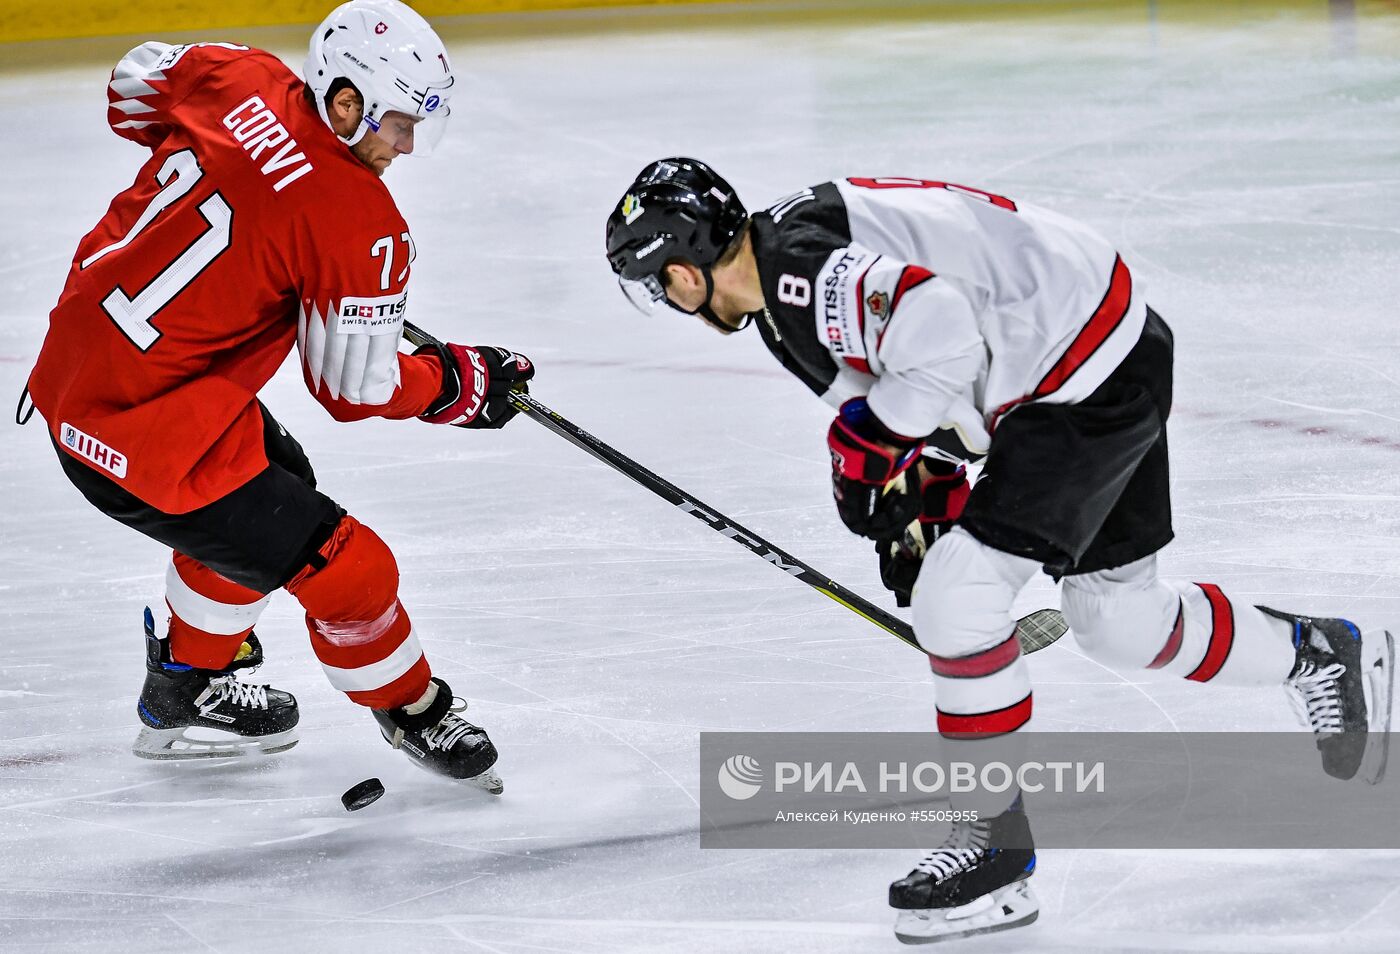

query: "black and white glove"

left=417, top=342, right=534, bottom=429
left=877, top=459, right=971, bottom=607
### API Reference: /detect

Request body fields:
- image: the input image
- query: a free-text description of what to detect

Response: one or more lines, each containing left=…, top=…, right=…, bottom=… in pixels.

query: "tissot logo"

left=335, top=293, right=408, bottom=335
left=815, top=248, right=870, bottom=360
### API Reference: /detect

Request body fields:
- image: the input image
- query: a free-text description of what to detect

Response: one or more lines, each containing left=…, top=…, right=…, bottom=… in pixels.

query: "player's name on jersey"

left=221, top=95, right=314, bottom=193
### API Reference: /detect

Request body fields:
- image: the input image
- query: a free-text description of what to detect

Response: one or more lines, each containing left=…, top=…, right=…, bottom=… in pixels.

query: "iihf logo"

left=717, top=755, right=764, bottom=800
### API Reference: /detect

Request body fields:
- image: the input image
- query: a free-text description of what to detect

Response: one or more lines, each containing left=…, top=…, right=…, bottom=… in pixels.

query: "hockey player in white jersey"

left=604, top=159, right=1395, bottom=944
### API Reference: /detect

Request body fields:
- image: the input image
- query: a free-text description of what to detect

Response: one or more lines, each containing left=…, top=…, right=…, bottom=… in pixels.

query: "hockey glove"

left=877, top=459, right=971, bottom=607
left=828, top=398, right=925, bottom=539
left=417, top=342, right=534, bottom=429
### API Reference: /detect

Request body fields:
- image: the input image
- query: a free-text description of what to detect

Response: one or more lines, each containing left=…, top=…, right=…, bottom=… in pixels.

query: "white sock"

left=403, top=680, right=438, bottom=715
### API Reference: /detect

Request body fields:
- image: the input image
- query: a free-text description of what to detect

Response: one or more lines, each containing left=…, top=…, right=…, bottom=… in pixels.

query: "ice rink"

left=4, top=2, right=1400, bottom=951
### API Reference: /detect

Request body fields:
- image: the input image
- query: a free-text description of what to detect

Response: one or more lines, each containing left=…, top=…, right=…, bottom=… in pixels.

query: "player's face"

left=373, top=111, right=420, bottom=155
left=353, top=111, right=420, bottom=176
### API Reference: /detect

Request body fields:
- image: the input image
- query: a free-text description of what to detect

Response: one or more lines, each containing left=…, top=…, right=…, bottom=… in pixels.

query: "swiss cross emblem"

left=375, top=21, right=388, bottom=34
left=866, top=290, right=889, bottom=319
left=359, top=306, right=373, bottom=318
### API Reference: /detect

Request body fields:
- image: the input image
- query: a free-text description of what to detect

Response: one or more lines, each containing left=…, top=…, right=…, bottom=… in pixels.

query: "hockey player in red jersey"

left=605, top=159, right=1395, bottom=942
left=23, top=0, right=529, bottom=791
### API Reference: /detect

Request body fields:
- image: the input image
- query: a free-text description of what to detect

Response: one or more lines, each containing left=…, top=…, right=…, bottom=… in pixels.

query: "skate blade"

left=470, top=768, right=504, bottom=795
left=894, top=881, right=1039, bottom=945
left=1360, top=629, right=1395, bottom=785
left=393, top=741, right=504, bottom=794
left=132, top=726, right=299, bottom=761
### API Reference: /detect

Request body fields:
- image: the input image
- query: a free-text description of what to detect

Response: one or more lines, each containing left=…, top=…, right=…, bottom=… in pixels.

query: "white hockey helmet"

left=305, top=0, right=455, bottom=155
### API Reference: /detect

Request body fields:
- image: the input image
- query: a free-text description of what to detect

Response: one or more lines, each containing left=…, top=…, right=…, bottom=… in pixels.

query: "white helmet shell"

left=305, top=0, right=455, bottom=155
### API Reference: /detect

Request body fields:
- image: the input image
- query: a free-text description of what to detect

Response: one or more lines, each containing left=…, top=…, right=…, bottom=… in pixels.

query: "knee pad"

left=287, top=515, right=399, bottom=632
left=287, top=516, right=429, bottom=708
left=912, top=527, right=1040, bottom=657
left=1061, top=556, right=1179, bottom=670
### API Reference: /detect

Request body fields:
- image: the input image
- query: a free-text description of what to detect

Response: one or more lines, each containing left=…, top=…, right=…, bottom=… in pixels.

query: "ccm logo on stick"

left=676, top=500, right=804, bottom=577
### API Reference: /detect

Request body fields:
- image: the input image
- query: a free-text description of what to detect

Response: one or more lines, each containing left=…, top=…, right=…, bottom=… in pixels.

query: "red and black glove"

left=416, top=342, right=534, bottom=429
left=827, top=398, right=925, bottom=539
left=877, top=458, right=971, bottom=606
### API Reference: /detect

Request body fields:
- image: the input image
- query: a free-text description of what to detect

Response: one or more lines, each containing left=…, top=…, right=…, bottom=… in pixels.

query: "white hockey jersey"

left=749, top=178, right=1147, bottom=457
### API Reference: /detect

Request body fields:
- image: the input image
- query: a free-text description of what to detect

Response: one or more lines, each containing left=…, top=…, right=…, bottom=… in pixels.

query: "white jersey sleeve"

left=811, top=244, right=984, bottom=440
left=819, top=365, right=876, bottom=411
left=832, top=178, right=1148, bottom=431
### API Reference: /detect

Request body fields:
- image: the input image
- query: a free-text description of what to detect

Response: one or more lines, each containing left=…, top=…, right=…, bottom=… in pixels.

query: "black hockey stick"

left=402, top=320, right=1066, bottom=656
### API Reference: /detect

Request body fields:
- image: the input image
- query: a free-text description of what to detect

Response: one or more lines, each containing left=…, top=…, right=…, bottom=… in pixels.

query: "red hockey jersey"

left=29, top=41, right=443, bottom=514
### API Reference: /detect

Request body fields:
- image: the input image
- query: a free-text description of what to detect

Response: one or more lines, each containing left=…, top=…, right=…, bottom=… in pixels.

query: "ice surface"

left=3, top=5, right=1400, bottom=951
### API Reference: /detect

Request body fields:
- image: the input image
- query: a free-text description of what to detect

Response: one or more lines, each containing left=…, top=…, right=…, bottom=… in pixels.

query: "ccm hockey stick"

left=402, top=321, right=1066, bottom=656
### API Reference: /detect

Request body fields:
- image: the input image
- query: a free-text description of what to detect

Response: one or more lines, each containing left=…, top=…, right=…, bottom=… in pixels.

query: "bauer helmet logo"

left=622, top=193, right=644, bottom=224
left=375, top=21, right=388, bottom=34
left=718, top=755, right=763, bottom=800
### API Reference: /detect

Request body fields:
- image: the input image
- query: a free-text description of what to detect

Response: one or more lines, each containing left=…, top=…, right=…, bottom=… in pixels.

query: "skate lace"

left=421, top=699, right=473, bottom=752
left=1287, top=661, right=1346, bottom=734
left=202, top=676, right=269, bottom=711
left=912, top=819, right=991, bottom=881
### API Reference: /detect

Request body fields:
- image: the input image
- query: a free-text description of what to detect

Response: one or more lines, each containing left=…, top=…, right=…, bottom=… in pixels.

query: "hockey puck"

left=341, top=777, right=385, bottom=812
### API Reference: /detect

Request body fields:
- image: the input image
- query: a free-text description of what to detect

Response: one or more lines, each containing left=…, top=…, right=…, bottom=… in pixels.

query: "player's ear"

left=329, top=85, right=364, bottom=125
left=662, top=260, right=697, bottom=291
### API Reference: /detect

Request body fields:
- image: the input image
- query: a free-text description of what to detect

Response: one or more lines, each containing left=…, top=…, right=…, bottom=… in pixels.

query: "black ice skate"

left=133, top=607, right=299, bottom=760
left=1264, top=606, right=1394, bottom=783
left=373, top=676, right=502, bottom=794
left=889, top=800, right=1039, bottom=945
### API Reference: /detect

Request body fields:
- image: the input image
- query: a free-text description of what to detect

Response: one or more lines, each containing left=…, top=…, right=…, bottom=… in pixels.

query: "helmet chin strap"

left=682, top=267, right=752, bottom=335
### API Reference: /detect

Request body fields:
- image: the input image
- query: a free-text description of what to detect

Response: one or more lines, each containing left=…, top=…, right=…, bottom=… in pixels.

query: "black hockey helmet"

left=605, top=157, right=748, bottom=316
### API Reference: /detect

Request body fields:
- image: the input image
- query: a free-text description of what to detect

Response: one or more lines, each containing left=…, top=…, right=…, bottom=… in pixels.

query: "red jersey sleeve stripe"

left=1031, top=254, right=1133, bottom=398
left=1186, top=583, right=1235, bottom=682
left=853, top=254, right=881, bottom=343
left=890, top=265, right=935, bottom=312
left=876, top=264, right=936, bottom=353
left=988, top=254, right=1133, bottom=430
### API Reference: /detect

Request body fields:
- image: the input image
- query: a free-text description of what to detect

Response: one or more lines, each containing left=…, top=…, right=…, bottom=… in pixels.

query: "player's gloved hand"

left=877, top=459, right=971, bottom=607
left=416, top=342, right=534, bottom=429
left=828, top=398, right=925, bottom=539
